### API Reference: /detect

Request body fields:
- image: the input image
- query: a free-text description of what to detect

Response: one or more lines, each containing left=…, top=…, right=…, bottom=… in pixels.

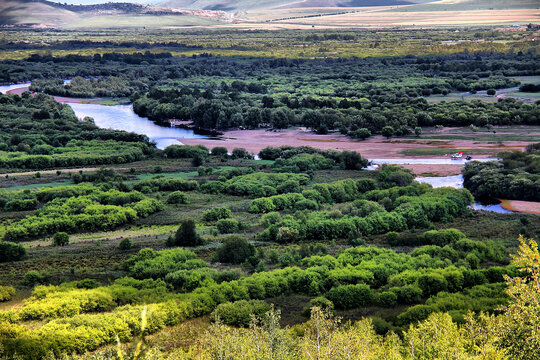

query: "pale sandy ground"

left=271, top=9, right=540, bottom=27
left=500, top=200, right=540, bottom=215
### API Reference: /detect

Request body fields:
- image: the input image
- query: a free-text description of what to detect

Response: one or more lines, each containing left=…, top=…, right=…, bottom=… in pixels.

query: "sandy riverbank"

left=6, top=86, right=103, bottom=104
left=180, top=128, right=530, bottom=157
left=500, top=200, right=540, bottom=215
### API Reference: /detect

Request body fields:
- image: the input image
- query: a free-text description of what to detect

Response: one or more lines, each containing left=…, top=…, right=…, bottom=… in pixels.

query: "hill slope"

left=158, top=0, right=433, bottom=11
left=0, top=0, right=225, bottom=26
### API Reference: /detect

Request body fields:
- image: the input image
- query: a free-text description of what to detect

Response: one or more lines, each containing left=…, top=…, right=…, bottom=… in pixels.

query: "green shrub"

left=211, top=300, right=270, bottom=327
left=167, top=191, right=189, bottom=205
left=261, top=212, right=281, bottom=227
left=303, top=296, right=334, bottom=316
left=231, top=148, right=252, bottom=159
left=52, top=232, right=69, bottom=246
left=0, top=241, right=27, bottom=262
left=356, top=178, right=378, bottom=193
left=215, top=236, right=255, bottom=264
left=377, top=291, right=398, bottom=307
left=422, top=229, right=466, bottom=246
left=211, top=147, right=228, bottom=157
left=341, top=151, right=369, bottom=170
left=386, top=232, right=399, bottom=245
left=202, top=207, right=232, bottom=223
left=326, top=284, right=373, bottom=310
left=22, top=271, right=47, bottom=287
left=118, top=238, right=133, bottom=251
left=0, top=285, right=15, bottom=302
left=216, top=219, right=240, bottom=234
left=163, top=145, right=209, bottom=159
left=171, top=220, right=202, bottom=247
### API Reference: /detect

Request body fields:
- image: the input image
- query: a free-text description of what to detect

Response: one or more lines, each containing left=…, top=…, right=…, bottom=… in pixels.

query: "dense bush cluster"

left=4, top=186, right=163, bottom=240
left=211, top=300, right=270, bottom=327
left=254, top=181, right=472, bottom=242
left=463, top=146, right=540, bottom=201
left=121, top=52, right=539, bottom=136
left=0, top=93, right=152, bottom=170
left=0, top=241, right=27, bottom=262
left=0, top=286, right=16, bottom=302
left=222, top=172, right=310, bottom=198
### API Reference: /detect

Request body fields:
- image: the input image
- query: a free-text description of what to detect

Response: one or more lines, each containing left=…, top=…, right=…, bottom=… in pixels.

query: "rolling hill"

left=157, top=0, right=434, bottom=11
left=0, top=0, right=226, bottom=26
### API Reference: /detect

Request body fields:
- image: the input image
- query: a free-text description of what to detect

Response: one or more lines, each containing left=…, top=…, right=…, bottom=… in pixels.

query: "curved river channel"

left=0, top=83, right=515, bottom=213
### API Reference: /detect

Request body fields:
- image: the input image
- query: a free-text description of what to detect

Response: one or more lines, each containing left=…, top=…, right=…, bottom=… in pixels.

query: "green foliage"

left=0, top=241, right=27, bottom=262
left=341, top=151, right=369, bottom=170
left=422, top=229, right=466, bottom=246
left=0, top=286, right=16, bottom=302
left=172, top=220, right=202, bottom=247
left=202, top=207, right=232, bottom=223
left=22, top=271, right=47, bottom=287
left=211, top=146, right=228, bottom=157
left=463, top=148, right=540, bottom=201
left=163, top=145, right=208, bottom=159
left=376, top=165, right=415, bottom=189
left=52, top=232, right=69, bottom=247
left=166, top=191, right=189, bottom=205
left=126, top=248, right=201, bottom=279
left=326, top=284, right=374, bottom=309
left=118, top=238, right=133, bottom=251
left=382, top=126, right=395, bottom=138
left=216, top=218, right=240, bottom=234
left=4, top=186, right=164, bottom=241
left=211, top=300, right=271, bottom=327
left=215, top=236, right=255, bottom=264
left=224, top=172, right=309, bottom=198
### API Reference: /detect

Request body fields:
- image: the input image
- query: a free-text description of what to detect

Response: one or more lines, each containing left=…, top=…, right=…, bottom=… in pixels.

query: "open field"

left=270, top=9, right=540, bottom=27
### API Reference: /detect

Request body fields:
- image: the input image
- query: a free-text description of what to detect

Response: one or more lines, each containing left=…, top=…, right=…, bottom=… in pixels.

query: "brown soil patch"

left=180, top=128, right=531, bottom=159
left=500, top=200, right=540, bottom=215
left=400, top=164, right=463, bottom=176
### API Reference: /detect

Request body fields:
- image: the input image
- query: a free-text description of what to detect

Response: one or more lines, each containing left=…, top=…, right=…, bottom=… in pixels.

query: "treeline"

left=0, top=93, right=153, bottom=170
left=30, top=76, right=148, bottom=98
left=3, top=50, right=538, bottom=137
left=132, top=83, right=539, bottom=135
left=463, top=144, right=540, bottom=201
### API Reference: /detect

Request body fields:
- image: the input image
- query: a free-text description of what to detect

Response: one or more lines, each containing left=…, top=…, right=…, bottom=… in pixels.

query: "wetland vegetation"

left=0, top=25, right=538, bottom=360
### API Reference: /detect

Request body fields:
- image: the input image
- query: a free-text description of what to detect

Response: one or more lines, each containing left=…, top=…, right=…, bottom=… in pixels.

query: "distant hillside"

left=0, top=0, right=226, bottom=26
left=389, top=0, right=540, bottom=12
left=158, top=0, right=433, bottom=11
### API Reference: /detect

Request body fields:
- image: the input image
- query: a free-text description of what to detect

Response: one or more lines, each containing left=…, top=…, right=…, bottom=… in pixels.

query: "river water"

left=415, top=174, right=513, bottom=213
left=0, top=82, right=518, bottom=213
left=69, top=103, right=209, bottom=149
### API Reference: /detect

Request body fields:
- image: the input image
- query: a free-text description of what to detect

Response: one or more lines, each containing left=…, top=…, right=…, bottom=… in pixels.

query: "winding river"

left=69, top=103, right=209, bottom=149
left=0, top=82, right=521, bottom=213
